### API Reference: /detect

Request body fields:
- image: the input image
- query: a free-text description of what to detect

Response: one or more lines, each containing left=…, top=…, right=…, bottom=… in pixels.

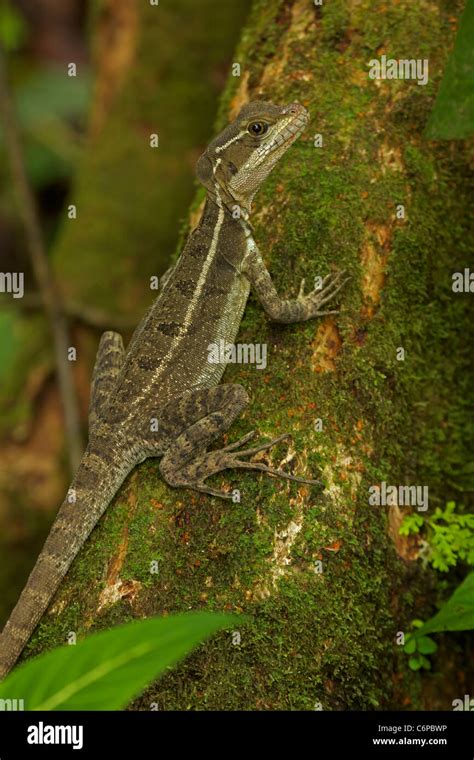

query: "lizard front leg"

left=242, top=244, right=348, bottom=324
left=158, top=385, right=320, bottom=499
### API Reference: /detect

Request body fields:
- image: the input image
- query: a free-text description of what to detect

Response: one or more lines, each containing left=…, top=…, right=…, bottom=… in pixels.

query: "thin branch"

left=0, top=43, right=83, bottom=472
left=0, top=293, right=137, bottom=331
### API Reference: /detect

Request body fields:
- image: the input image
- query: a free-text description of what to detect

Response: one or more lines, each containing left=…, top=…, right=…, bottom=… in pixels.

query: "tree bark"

left=0, top=0, right=252, bottom=625
left=25, top=0, right=472, bottom=710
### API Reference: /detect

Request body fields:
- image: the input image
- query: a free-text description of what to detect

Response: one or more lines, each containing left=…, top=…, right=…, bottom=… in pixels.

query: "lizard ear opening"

left=196, top=152, right=215, bottom=192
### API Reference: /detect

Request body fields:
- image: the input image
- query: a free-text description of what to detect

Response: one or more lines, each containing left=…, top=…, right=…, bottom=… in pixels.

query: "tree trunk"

left=25, top=0, right=472, bottom=710
left=0, top=0, right=251, bottom=624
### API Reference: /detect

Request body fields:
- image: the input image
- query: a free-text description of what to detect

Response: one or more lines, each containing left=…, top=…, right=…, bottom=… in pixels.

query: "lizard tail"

left=0, top=440, right=135, bottom=681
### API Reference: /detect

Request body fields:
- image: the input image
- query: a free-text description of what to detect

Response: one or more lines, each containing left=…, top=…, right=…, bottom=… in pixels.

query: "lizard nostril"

left=286, top=103, right=303, bottom=116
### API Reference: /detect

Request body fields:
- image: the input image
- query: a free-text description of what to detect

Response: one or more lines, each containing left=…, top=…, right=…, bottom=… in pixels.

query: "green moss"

left=27, top=0, right=472, bottom=709
left=320, top=0, right=351, bottom=46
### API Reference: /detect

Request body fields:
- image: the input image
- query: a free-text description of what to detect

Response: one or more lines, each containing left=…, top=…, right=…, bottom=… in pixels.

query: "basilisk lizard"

left=0, top=101, right=347, bottom=679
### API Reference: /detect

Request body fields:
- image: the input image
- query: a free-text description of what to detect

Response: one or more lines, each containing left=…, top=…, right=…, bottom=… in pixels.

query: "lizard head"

left=196, top=101, right=309, bottom=214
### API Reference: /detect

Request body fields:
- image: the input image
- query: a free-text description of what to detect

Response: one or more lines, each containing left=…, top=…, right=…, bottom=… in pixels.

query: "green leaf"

left=425, top=1, right=474, bottom=139
left=399, top=513, right=424, bottom=536
left=408, top=656, right=422, bottom=671
left=417, top=636, right=438, bottom=655
left=420, top=501, right=474, bottom=572
left=419, top=655, right=432, bottom=670
left=415, top=572, right=474, bottom=636
left=0, top=612, right=241, bottom=710
left=403, top=637, right=417, bottom=654
left=431, top=554, right=451, bottom=572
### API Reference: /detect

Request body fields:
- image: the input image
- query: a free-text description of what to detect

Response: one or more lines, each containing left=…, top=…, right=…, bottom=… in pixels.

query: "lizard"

left=0, top=100, right=348, bottom=680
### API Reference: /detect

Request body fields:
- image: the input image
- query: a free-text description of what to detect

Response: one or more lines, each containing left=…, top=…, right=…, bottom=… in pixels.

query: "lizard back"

left=106, top=199, right=251, bottom=425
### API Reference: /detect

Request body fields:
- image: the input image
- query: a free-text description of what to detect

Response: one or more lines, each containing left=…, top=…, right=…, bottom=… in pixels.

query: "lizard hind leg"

left=159, top=385, right=321, bottom=499
left=89, top=331, right=125, bottom=430
left=194, top=433, right=322, bottom=497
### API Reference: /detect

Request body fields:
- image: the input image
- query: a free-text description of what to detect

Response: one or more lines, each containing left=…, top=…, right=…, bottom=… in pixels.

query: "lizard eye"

left=248, top=121, right=268, bottom=136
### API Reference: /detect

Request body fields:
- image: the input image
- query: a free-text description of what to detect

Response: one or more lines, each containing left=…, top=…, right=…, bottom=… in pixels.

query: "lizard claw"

left=222, top=430, right=258, bottom=452
left=166, top=432, right=321, bottom=499
left=211, top=432, right=322, bottom=490
left=193, top=484, right=234, bottom=499
left=299, top=269, right=349, bottom=315
left=228, top=433, right=291, bottom=457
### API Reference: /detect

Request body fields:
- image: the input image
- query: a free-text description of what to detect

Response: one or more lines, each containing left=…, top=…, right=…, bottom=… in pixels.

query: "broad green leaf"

left=414, top=572, right=474, bottom=636
left=417, top=636, right=438, bottom=655
left=408, top=656, right=422, bottom=671
left=403, top=637, right=417, bottom=654
left=0, top=612, right=241, bottom=710
left=425, top=1, right=474, bottom=139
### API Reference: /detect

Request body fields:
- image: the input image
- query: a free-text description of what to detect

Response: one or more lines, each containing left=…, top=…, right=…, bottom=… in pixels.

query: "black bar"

left=0, top=710, right=472, bottom=757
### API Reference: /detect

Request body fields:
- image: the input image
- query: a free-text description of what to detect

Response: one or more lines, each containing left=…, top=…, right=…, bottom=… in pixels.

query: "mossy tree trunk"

left=26, top=0, right=472, bottom=709
left=0, top=0, right=251, bottom=623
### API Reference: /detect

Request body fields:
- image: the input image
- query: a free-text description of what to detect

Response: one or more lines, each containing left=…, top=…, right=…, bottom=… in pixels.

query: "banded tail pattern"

left=0, top=441, right=133, bottom=680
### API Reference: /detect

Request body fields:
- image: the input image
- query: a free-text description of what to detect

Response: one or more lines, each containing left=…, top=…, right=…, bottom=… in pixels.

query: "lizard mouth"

left=227, top=103, right=309, bottom=203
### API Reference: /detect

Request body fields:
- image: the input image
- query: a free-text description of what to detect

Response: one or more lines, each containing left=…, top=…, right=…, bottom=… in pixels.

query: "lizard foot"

left=166, top=433, right=322, bottom=499
left=298, top=269, right=350, bottom=317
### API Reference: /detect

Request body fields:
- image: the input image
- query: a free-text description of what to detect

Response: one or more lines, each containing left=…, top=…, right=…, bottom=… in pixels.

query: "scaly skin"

left=0, top=101, right=347, bottom=679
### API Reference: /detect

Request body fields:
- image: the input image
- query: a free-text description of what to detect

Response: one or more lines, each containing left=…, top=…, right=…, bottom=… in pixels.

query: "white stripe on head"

left=214, top=130, right=247, bottom=153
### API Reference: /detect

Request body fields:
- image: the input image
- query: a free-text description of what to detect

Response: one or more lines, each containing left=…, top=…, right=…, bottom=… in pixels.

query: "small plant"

left=0, top=611, right=242, bottom=710
left=403, top=572, right=474, bottom=672
left=403, top=620, right=438, bottom=671
left=400, top=501, right=474, bottom=572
